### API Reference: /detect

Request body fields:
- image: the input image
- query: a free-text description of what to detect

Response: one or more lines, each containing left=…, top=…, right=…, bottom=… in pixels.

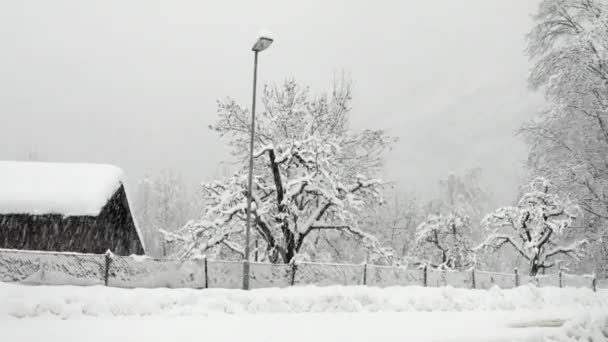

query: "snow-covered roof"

left=0, top=161, right=125, bottom=216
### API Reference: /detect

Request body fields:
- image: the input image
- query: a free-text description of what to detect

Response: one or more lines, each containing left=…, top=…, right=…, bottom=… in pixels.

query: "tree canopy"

left=165, top=79, right=395, bottom=263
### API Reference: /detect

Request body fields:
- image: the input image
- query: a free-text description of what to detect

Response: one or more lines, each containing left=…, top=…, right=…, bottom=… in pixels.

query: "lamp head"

left=252, top=36, right=273, bottom=52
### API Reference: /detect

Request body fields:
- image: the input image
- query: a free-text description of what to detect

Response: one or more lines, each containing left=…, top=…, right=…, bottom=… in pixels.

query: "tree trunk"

left=283, top=232, right=297, bottom=263
left=284, top=247, right=295, bottom=263
left=529, top=257, right=540, bottom=276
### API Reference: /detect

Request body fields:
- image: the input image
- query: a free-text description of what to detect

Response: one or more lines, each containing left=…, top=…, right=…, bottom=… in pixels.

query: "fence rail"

left=0, top=248, right=600, bottom=291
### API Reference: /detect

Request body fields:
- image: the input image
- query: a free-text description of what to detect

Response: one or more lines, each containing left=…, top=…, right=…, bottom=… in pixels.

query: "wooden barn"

left=0, top=161, right=145, bottom=255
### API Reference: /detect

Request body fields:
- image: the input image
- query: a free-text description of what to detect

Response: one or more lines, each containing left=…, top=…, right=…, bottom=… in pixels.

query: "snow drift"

left=1, top=282, right=606, bottom=319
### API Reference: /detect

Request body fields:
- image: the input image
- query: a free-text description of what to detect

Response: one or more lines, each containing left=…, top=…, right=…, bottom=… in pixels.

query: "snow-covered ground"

left=3, top=311, right=607, bottom=342
left=1, top=282, right=607, bottom=341
left=2, top=282, right=605, bottom=317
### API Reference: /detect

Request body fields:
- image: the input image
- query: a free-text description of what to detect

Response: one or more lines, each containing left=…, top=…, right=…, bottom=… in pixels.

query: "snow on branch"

left=477, top=233, right=530, bottom=261
left=546, top=239, right=588, bottom=259
left=410, top=210, right=476, bottom=271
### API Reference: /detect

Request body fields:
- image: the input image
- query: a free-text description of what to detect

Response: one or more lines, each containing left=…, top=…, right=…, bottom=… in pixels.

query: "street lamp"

left=244, top=34, right=273, bottom=289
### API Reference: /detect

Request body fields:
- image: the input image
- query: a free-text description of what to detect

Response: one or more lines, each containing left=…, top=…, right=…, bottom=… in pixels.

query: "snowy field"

left=3, top=312, right=608, bottom=342
left=1, top=282, right=607, bottom=341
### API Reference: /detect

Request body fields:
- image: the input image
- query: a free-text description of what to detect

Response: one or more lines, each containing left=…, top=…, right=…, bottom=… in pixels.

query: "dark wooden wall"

left=0, top=185, right=144, bottom=255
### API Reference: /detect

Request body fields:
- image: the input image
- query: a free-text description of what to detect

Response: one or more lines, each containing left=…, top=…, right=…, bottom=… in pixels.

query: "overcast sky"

left=0, top=0, right=544, bottom=206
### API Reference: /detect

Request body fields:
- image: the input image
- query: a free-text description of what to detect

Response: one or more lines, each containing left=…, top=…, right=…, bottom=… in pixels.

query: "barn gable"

left=0, top=161, right=144, bottom=255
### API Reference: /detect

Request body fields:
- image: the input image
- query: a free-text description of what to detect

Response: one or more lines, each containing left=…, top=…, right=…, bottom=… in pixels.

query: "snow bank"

left=1, top=282, right=606, bottom=319
left=7, top=312, right=608, bottom=342
left=547, top=313, right=608, bottom=341
left=6, top=312, right=608, bottom=342
left=0, top=161, right=124, bottom=216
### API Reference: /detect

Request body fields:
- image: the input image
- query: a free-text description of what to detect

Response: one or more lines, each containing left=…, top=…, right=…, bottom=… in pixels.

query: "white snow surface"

left=2, top=312, right=607, bottom=342
left=0, top=161, right=124, bottom=216
left=1, top=284, right=607, bottom=342
left=1, top=282, right=606, bottom=319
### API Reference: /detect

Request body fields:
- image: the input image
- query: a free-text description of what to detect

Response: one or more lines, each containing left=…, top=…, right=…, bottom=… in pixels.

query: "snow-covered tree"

left=165, top=79, right=395, bottom=263
left=523, top=0, right=608, bottom=274
left=479, top=178, right=587, bottom=276
left=404, top=170, right=487, bottom=270
left=410, top=210, right=476, bottom=270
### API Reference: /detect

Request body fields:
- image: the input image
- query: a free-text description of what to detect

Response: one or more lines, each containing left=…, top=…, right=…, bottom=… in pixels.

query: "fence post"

left=423, top=265, right=428, bottom=287
left=592, top=274, right=597, bottom=292
left=514, top=268, right=519, bottom=287
left=104, top=250, right=112, bottom=286
left=40, top=261, right=46, bottom=284
left=558, top=268, right=563, bottom=288
left=243, top=260, right=250, bottom=290
left=290, top=261, right=297, bottom=286
left=471, top=269, right=476, bottom=289
left=203, top=256, right=208, bottom=289
left=363, top=263, right=368, bottom=285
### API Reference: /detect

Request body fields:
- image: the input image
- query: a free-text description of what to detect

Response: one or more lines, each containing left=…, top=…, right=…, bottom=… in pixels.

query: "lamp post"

left=243, top=35, right=273, bottom=290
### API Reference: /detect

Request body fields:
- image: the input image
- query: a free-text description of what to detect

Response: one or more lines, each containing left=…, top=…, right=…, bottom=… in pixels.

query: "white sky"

left=0, top=0, right=544, bottom=206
